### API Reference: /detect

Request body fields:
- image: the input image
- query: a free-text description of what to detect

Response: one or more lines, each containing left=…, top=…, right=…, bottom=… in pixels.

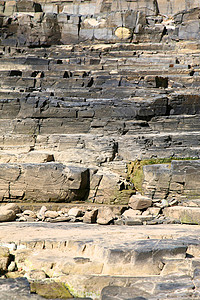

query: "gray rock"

left=0, top=277, right=44, bottom=299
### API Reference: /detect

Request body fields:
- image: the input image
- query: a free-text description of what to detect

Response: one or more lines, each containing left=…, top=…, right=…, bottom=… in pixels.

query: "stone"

left=163, top=206, right=200, bottom=225
left=129, top=194, right=152, bottom=210
left=115, top=27, right=131, bottom=39
left=0, top=277, right=44, bottom=300
left=7, top=261, right=16, bottom=272
left=49, top=216, right=71, bottom=223
left=83, top=209, right=98, bottom=223
left=37, top=206, right=47, bottom=220
left=44, top=210, right=59, bottom=219
left=28, top=269, right=47, bottom=280
left=68, top=208, right=82, bottom=217
left=30, top=281, right=73, bottom=299
left=1, top=203, right=21, bottom=214
left=101, top=286, right=149, bottom=300
left=23, top=210, right=37, bottom=218
left=0, top=163, right=89, bottom=202
left=0, top=208, right=16, bottom=222
left=96, top=207, right=116, bottom=225
left=122, top=209, right=142, bottom=218
left=0, top=246, right=10, bottom=273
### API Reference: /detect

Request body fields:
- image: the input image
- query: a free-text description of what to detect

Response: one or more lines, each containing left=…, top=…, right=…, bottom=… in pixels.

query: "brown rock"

left=122, top=209, right=142, bottom=218
left=44, top=210, right=59, bottom=219
left=1, top=203, right=21, bottom=214
left=83, top=209, right=98, bottom=223
left=0, top=209, right=16, bottom=222
left=97, top=207, right=116, bottom=225
left=68, top=208, right=82, bottom=217
left=0, top=246, right=10, bottom=273
left=129, top=194, right=152, bottom=210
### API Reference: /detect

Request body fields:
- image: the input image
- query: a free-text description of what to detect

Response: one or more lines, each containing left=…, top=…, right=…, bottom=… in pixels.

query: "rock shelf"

left=1, top=222, right=200, bottom=299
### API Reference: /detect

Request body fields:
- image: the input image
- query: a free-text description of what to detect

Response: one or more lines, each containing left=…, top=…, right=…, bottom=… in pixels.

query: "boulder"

left=44, top=210, right=59, bottom=219
left=0, top=246, right=10, bottom=273
left=97, top=207, right=116, bottom=225
left=163, top=206, right=200, bottom=225
left=0, top=163, right=89, bottom=202
left=0, top=204, right=20, bottom=222
left=83, top=209, right=98, bottom=223
left=68, top=208, right=82, bottom=217
left=122, top=209, right=141, bottom=218
left=129, top=194, right=152, bottom=210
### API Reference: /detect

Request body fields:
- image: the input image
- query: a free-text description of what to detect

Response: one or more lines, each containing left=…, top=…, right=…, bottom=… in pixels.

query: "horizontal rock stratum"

left=0, top=0, right=199, bottom=205
left=1, top=222, right=200, bottom=299
left=0, top=163, right=89, bottom=202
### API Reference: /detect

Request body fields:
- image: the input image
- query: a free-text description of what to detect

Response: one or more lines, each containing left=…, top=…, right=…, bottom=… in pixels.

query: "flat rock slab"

left=1, top=223, right=200, bottom=299
left=0, top=222, right=200, bottom=244
left=164, top=206, right=200, bottom=225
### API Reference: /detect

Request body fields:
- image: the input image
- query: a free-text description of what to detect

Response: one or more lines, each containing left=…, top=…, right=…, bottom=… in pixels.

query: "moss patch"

left=110, top=189, right=135, bottom=205
left=30, top=281, right=73, bottom=299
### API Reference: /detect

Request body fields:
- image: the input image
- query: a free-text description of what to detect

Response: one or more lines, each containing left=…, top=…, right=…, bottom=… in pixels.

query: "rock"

left=96, top=207, right=116, bottom=225
left=147, top=207, right=161, bottom=217
left=68, top=208, right=82, bottom=217
left=163, top=206, right=200, bottom=225
left=44, top=210, right=59, bottom=219
left=30, top=281, right=73, bottom=299
left=129, top=194, right=152, bottom=210
left=0, top=277, right=46, bottom=299
left=0, top=163, right=89, bottom=203
left=0, top=208, right=16, bottom=222
left=49, top=216, right=72, bottom=223
left=1, top=203, right=21, bottom=214
left=23, top=210, right=37, bottom=218
left=0, top=247, right=10, bottom=273
left=122, top=209, right=142, bottom=218
left=101, top=286, right=149, bottom=300
left=28, top=269, right=47, bottom=280
left=7, top=261, right=16, bottom=272
left=37, top=206, right=47, bottom=220
left=124, top=219, right=143, bottom=226
left=83, top=209, right=98, bottom=223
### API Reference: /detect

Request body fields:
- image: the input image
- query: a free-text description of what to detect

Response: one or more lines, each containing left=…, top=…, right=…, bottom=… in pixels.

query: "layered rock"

left=0, top=0, right=198, bottom=204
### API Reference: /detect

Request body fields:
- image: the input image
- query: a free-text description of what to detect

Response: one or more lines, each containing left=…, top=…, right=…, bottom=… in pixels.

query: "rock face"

left=0, top=0, right=200, bottom=46
left=0, top=0, right=198, bottom=203
left=0, top=163, right=89, bottom=202
left=142, top=160, right=200, bottom=200
left=1, top=222, right=200, bottom=299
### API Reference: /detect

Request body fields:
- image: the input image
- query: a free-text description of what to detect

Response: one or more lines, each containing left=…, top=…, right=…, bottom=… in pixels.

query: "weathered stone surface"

left=142, top=160, right=200, bottom=200
left=0, top=246, right=10, bottom=273
left=30, top=281, right=73, bottom=299
left=0, top=163, right=89, bottom=202
left=83, top=209, right=98, bottom=223
left=0, top=204, right=19, bottom=222
left=0, top=277, right=44, bottom=300
left=129, top=194, right=152, bottom=210
left=163, top=207, right=200, bottom=225
left=96, top=207, right=116, bottom=225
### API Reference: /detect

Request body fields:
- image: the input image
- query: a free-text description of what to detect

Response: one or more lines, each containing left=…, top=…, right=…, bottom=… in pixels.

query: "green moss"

left=110, top=189, right=135, bottom=205
left=180, top=213, right=199, bottom=225
left=127, top=157, right=199, bottom=193
left=30, top=281, right=73, bottom=299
